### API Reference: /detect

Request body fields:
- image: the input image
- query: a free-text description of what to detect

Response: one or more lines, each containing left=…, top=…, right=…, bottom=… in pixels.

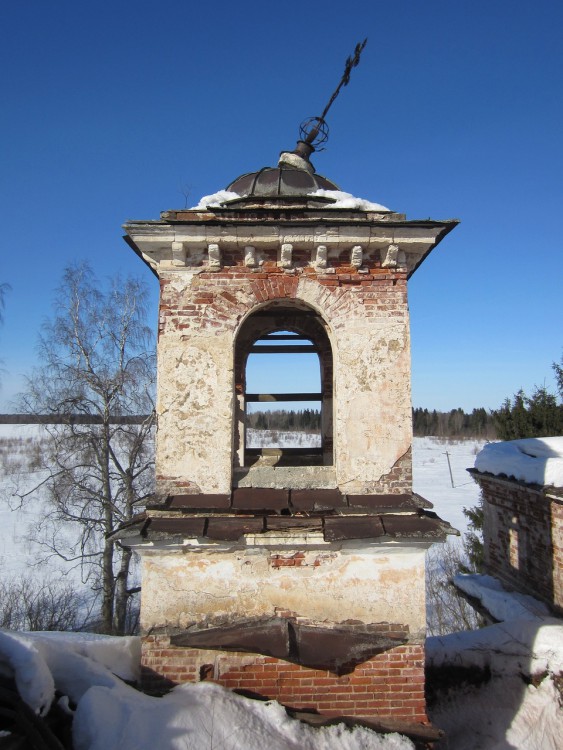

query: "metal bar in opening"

left=249, top=345, right=317, bottom=354
left=246, top=447, right=323, bottom=456
left=259, top=334, right=310, bottom=340
left=246, top=393, right=322, bottom=402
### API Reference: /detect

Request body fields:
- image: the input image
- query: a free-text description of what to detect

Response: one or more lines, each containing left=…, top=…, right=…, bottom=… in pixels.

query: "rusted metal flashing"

left=347, top=493, right=419, bottom=510
left=170, top=616, right=409, bottom=675
left=291, top=488, right=346, bottom=511
left=323, top=516, right=385, bottom=541
left=232, top=487, right=289, bottom=511
left=167, top=494, right=231, bottom=510
left=151, top=488, right=433, bottom=513
left=114, top=504, right=455, bottom=546
left=380, top=512, right=450, bottom=538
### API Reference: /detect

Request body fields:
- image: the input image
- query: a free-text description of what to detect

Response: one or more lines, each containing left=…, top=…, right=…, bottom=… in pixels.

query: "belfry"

left=117, top=46, right=458, bottom=731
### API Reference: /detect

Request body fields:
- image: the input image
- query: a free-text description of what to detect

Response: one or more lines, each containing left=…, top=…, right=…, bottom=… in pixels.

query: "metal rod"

left=246, top=393, right=322, bottom=402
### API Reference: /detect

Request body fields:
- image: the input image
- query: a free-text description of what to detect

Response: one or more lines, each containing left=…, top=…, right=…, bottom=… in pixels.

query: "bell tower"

left=118, top=45, right=459, bottom=731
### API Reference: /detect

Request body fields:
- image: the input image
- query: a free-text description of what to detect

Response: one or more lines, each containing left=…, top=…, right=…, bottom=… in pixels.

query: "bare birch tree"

left=16, top=263, right=155, bottom=634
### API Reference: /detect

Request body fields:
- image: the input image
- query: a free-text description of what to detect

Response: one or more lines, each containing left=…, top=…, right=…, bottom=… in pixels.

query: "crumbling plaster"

left=139, top=545, right=426, bottom=640
left=155, top=269, right=412, bottom=494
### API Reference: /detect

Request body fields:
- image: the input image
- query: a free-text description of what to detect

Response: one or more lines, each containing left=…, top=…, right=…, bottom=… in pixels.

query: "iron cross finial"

left=298, top=38, right=368, bottom=153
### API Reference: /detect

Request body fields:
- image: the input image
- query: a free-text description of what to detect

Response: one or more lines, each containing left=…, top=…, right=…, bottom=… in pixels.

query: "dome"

left=227, top=165, right=339, bottom=200
left=224, top=145, right=340, bottom=205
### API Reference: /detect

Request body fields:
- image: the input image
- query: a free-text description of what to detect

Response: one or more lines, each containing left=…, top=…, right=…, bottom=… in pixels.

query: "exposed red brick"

left=141, top=635, right=428, bottom=723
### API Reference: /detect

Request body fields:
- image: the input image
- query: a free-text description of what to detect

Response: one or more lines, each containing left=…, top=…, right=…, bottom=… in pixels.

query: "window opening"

left=233, top=306, right=333, bottom=470
left=246, top=331, right=322, bottom=458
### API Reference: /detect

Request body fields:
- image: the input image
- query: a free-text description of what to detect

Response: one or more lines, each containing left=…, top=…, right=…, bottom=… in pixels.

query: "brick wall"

left=472, top=472, right=563, bottom=615
left=156, top=262, right=412, bottom=496
left=141, top=634, right=427, bottom=723
left=158, top=266, right=408, bottom=340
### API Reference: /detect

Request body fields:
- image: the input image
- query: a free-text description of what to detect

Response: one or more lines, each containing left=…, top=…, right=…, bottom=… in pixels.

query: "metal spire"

left=293, top=39, right=368, bottom=161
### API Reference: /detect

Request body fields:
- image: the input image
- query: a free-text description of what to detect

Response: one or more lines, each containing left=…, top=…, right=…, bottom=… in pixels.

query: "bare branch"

left=10, top=262, right=155, bottom=635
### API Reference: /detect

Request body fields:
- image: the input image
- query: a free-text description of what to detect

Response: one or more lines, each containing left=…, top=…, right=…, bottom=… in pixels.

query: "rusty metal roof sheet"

left=226, top=166, right=339, bottom=202
left=291, top=488, right=347, bottom=512
left=323, top=515, right=385, bottom=542
left=171, top=616, right=408, bottom=674
left=232, top=487, right=289, bottom=511
left=112, top=491, right=457, bottom=546
left=205, top=516, right=265, bottom=541
left=150, top=488, right=432, bottom=514
left=116, top=510, right=454, bottom=545
left=380, top=512, right=447, bottom=538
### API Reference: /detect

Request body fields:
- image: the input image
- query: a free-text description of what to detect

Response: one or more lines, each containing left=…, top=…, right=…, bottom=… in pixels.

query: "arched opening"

left=234, top=301, right=333, bottom=471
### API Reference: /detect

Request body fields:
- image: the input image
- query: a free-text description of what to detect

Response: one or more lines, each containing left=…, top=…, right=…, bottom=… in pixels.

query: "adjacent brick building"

left=116, top=134, right=458, bottom=728
left=469, top=469, right=563, bottom=616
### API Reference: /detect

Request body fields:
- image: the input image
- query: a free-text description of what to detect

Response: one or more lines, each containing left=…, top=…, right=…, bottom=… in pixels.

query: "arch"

left=233, top=299, right=334, bottom=470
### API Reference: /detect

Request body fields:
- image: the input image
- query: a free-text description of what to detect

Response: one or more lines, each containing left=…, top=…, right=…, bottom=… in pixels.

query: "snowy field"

left=0, top=429, right=481, bottom=581
left=246, top=427, right=322, bottom=449
left=412, top=436, right=483, bottom=536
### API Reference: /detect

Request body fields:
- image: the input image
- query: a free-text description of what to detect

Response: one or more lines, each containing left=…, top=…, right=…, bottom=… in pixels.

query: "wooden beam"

left=259, top=334, right=311, bottom=341
left=245, top=393, right=322, bottom=402
left=0, top=413, right=152, bottom=425
left=249, top=345, right=317, bottom=354
left=246, top=447, right=323, bottom=455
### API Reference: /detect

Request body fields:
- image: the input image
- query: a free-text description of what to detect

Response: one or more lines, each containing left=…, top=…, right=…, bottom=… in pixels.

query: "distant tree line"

left=247, top=408, right=321, bottom=432
left=412, top=407, right=497, bottom=439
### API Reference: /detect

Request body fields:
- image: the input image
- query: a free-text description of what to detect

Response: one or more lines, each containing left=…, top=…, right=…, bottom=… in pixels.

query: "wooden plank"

left=0, top=413, right=152, bottom=425
left=245, top=393, right=322, bottom=402
left=246, top=447, right=323, bottom=456
left=249, top=345, right=317, bottom=354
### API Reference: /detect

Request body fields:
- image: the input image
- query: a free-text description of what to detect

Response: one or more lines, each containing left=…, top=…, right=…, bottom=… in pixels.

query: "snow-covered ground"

left=0, top=630, right=413, bottom=750
left=2, top=430, right=562, bottom=749
left=412, top=436, right=483, bottom=535
left=427, top=576, right=563, bottom=750
left=246, top=428, right=322, bottom=449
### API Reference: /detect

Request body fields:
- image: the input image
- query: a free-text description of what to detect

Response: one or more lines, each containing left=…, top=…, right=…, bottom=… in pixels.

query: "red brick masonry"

left=471, top=471, right=563, bottom=615
left=141, top=635, right=428, bottom=723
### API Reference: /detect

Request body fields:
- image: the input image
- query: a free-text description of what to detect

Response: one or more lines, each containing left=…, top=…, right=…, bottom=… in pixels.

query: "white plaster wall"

left=156, top=324, right=234, bottom=494
left=295, top=276, right=412, bottom=492
left=155, top=270, right=411, bottom=494
left=335, top=319, right=411, bottom=492
left=140, top=545, right=427, bottom=639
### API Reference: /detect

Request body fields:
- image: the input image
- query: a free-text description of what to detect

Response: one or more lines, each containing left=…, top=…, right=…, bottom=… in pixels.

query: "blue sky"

left=1, top=0, right=561, bottom=411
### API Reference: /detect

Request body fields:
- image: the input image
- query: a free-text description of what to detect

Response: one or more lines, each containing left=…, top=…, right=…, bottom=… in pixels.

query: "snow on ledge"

left=190, top=190, right=241, bottom=209
left=453, top=574, right=550, bottom=622
left=474, top=437, right=563, bottom=488
left=308, top=189, right=390, bottom=211
left=427, top=575, right=563, bottom=677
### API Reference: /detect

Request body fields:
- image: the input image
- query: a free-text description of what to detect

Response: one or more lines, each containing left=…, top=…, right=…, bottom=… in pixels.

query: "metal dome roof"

left=226, top=164, right=339, bottom=201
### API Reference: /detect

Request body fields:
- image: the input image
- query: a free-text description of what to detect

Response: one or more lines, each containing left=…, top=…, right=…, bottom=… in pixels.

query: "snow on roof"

left=474, top=437, right=563, bottom=487
left=189, top=188, right=390, bottom=211
left=308, top=189, right=390, bottom=211
left=190, top=190, right=241, bottom=209
left=453, top=574, right=550, bottom=622
left=427, top=575, right=563, bottom=677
